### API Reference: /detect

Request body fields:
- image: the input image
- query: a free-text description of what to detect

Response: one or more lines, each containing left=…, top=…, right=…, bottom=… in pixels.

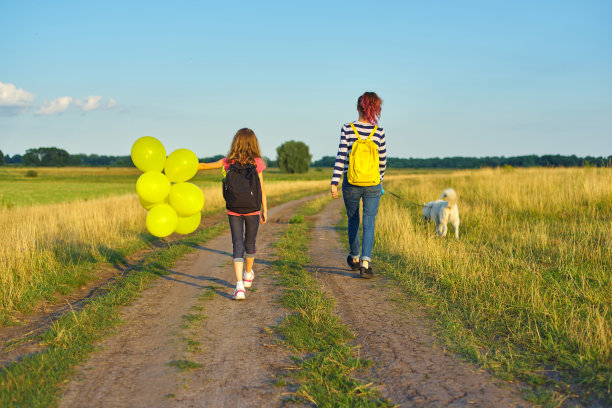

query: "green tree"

left=110, top=156, right=134, bottom=167
left=23, top=147, right=70, bottom=166
left=68, top=154, right=83, bottom=166
left=276, top=141, right=312, bottom=173
left=23, top=151, right=40, bottom=166
left=0, top=150, right=4, bottom=166
left=312, top=156, right=336, bottom=167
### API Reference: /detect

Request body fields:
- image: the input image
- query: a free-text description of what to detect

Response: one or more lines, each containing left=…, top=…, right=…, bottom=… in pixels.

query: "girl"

left=330, top=92, right=386, bottom=279
left=198, top=128, right=268, bottom=300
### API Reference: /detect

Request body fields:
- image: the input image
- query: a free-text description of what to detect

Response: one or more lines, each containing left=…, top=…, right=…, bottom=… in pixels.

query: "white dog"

left=423, top=188, right=460, bottom=239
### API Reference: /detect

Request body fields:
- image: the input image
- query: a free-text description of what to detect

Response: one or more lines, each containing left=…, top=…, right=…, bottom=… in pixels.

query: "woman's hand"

left=331, top=185, right=339, bottom=199
left=260, top=209, right=267, bottom=224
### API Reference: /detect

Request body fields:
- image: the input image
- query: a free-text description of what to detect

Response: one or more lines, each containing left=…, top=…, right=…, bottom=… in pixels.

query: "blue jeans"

left=342, top=178, right=382, bottom=262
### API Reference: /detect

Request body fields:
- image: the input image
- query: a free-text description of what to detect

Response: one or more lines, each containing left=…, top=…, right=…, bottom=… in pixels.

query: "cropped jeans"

left=228, top=214, right=260, bottom=262
left=341, top=178, right=382, bottom=262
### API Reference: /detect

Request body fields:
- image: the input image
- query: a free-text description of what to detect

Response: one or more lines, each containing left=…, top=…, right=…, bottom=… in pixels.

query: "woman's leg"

left=228, top=215, right=246, bottom=283
left=361, top=183, right=382, bottom=268
left=342, top=178, right=361, bottom=261
left=243, top=214, right=260, bottom=272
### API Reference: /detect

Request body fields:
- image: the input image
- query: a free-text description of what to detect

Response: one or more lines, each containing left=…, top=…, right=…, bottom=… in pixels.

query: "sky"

left=1, top=0, right=611, bottom=160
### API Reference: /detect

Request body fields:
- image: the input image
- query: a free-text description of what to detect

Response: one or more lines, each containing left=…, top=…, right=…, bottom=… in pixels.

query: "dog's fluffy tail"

left=440, top=188, right=457, bottom=206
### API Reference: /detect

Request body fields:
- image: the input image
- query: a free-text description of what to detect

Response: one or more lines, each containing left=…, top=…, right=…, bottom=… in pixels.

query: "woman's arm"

left=331, top=126, right=348, bottom=186
left=258, top=171, right=267, bottom=224
left=378, top=129, right=387, bottom=182
left=330, top=125, right=347, bottom=199
left=198, top=159, right=224, bottom=171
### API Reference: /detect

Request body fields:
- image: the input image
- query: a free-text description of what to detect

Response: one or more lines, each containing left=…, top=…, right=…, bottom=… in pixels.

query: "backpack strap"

left=350, top=123, right=378, bottom=141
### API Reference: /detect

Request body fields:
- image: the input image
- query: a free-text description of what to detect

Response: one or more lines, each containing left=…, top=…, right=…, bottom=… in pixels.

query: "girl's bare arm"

left=198, top=159, right=224, bottom=171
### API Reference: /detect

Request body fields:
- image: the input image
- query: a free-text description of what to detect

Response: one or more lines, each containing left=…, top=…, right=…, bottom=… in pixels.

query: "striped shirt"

left=331, top=121, right=387, bottom=186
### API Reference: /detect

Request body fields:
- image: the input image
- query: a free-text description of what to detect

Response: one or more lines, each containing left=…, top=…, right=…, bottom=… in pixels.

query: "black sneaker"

left=346, top=255, right=360, bottom=271
left=359, top=266, right=374, bottom=279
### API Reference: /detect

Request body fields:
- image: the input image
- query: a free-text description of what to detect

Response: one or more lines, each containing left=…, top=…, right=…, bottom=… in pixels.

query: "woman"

left=330, top=92, right=387, bottom=279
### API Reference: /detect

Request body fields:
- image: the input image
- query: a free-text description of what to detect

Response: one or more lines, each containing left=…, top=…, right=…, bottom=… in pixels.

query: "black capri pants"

left=228, top=214, right=260, bottom=262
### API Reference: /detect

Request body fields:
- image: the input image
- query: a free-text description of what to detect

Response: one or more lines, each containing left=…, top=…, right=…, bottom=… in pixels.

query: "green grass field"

left=1, top=165, right=609, bottom=406
left=0, top=166, right=334, bottom=208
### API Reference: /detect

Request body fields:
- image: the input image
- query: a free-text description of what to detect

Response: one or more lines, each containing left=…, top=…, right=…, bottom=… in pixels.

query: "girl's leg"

left=243, top=214, right=260, bottom=272
left=342, top=178, right=361, bottom=261
left=228, top=215, right=246, bottom=283
left=233, top=261, right=244, bottom=283
left=245, top=258, right=255, bottom=273
left=361, top=184, right=382, bottom=268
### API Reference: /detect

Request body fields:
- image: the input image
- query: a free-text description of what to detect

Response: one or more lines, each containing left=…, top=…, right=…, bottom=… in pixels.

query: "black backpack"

left=223, top=162, right=262, bottom=214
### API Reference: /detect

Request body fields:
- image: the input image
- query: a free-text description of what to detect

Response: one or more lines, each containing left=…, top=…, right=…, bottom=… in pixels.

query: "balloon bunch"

left=131, top=136, right=205, bottom=238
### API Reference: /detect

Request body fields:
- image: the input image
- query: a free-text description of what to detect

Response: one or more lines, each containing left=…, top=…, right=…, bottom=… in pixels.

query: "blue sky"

left=1, top=1, right=611, bottom=160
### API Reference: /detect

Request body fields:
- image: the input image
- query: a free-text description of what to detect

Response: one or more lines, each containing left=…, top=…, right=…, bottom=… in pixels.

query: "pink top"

left=222, top=157, right=266, bottom=216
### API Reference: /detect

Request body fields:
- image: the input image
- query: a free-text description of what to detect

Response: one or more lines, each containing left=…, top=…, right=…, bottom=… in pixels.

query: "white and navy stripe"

left=331, top=121, right=387, bottom=186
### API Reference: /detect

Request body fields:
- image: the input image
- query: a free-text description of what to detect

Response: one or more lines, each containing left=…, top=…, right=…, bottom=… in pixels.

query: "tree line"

left=1, top=146, right=610, bottom=169
left=0, top=148, right=279, bottom=169
left=312, top=154, right=612, bottom=168
left=2, top=148, right=134, bottom=167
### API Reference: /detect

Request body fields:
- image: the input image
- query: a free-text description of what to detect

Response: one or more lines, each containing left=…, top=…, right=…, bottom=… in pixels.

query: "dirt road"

left=60, top=196, right=313, bottom=408
left=59, top=196, right=530, bottom=407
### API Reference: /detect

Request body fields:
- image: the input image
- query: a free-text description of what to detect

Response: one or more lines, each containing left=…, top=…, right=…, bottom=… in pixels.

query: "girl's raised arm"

left=198, top=159, right=224, bottom=171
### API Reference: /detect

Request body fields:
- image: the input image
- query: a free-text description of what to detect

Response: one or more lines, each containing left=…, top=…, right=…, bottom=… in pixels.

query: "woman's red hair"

left=357, top=92, right=382, bottom=125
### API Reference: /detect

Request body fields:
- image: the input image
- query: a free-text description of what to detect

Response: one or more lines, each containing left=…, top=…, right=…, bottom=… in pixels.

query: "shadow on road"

left=160, top=269, right=234, bottom=288
left=194, top=245, right=273, bottom=266
left=306, top=264, right=359, bottom=279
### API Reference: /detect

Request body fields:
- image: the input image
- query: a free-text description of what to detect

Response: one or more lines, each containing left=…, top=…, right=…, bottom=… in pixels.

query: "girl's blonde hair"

left=227, top=128, right=262, bottom=165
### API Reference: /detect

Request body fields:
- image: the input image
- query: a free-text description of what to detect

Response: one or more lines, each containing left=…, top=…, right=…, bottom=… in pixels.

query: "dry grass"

left=0, top=179, right=327, bottom=318
left=376, top=167, right=611, bottom=397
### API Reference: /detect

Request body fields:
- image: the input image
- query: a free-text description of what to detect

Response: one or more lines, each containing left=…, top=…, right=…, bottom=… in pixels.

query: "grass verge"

left=272, top=197, right=393, bottom=407
left=173, top=287, right=216, bottom=361
left=167, top=359, right=202, bottom=372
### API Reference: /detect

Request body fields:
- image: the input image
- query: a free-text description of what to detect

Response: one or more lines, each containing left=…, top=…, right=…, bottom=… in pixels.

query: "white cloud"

left=35, top=96, right=73, bottom=115
left=0, top=82, right=35, bottom=115
left=74, top=95, right=102, bottom=111
left=74, top=95, right=117, bottom=112
left=0, top=84, right=117, bottom=115
left=0, top=82, right=35, bottom=106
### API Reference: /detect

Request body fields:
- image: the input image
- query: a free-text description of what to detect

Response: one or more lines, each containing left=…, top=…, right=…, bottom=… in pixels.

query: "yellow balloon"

left=168, top=182, right=205, bottom=217
left=136, top=171, right=171, bottom=203
left=164, top=148, right=198, bottom=183
left=139, top=197, right=157, bottom=210
left=131, top=136, right=167, bottom=172
left=174, top=212, right=201, bottom=235
left=139, top=195, right=168, bottom=210
left=146, top=204, right=178, bottom=237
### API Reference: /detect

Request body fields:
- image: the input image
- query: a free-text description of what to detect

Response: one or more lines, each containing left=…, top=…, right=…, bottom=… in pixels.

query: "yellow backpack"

left=347, top=123, right=380, bottom=186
